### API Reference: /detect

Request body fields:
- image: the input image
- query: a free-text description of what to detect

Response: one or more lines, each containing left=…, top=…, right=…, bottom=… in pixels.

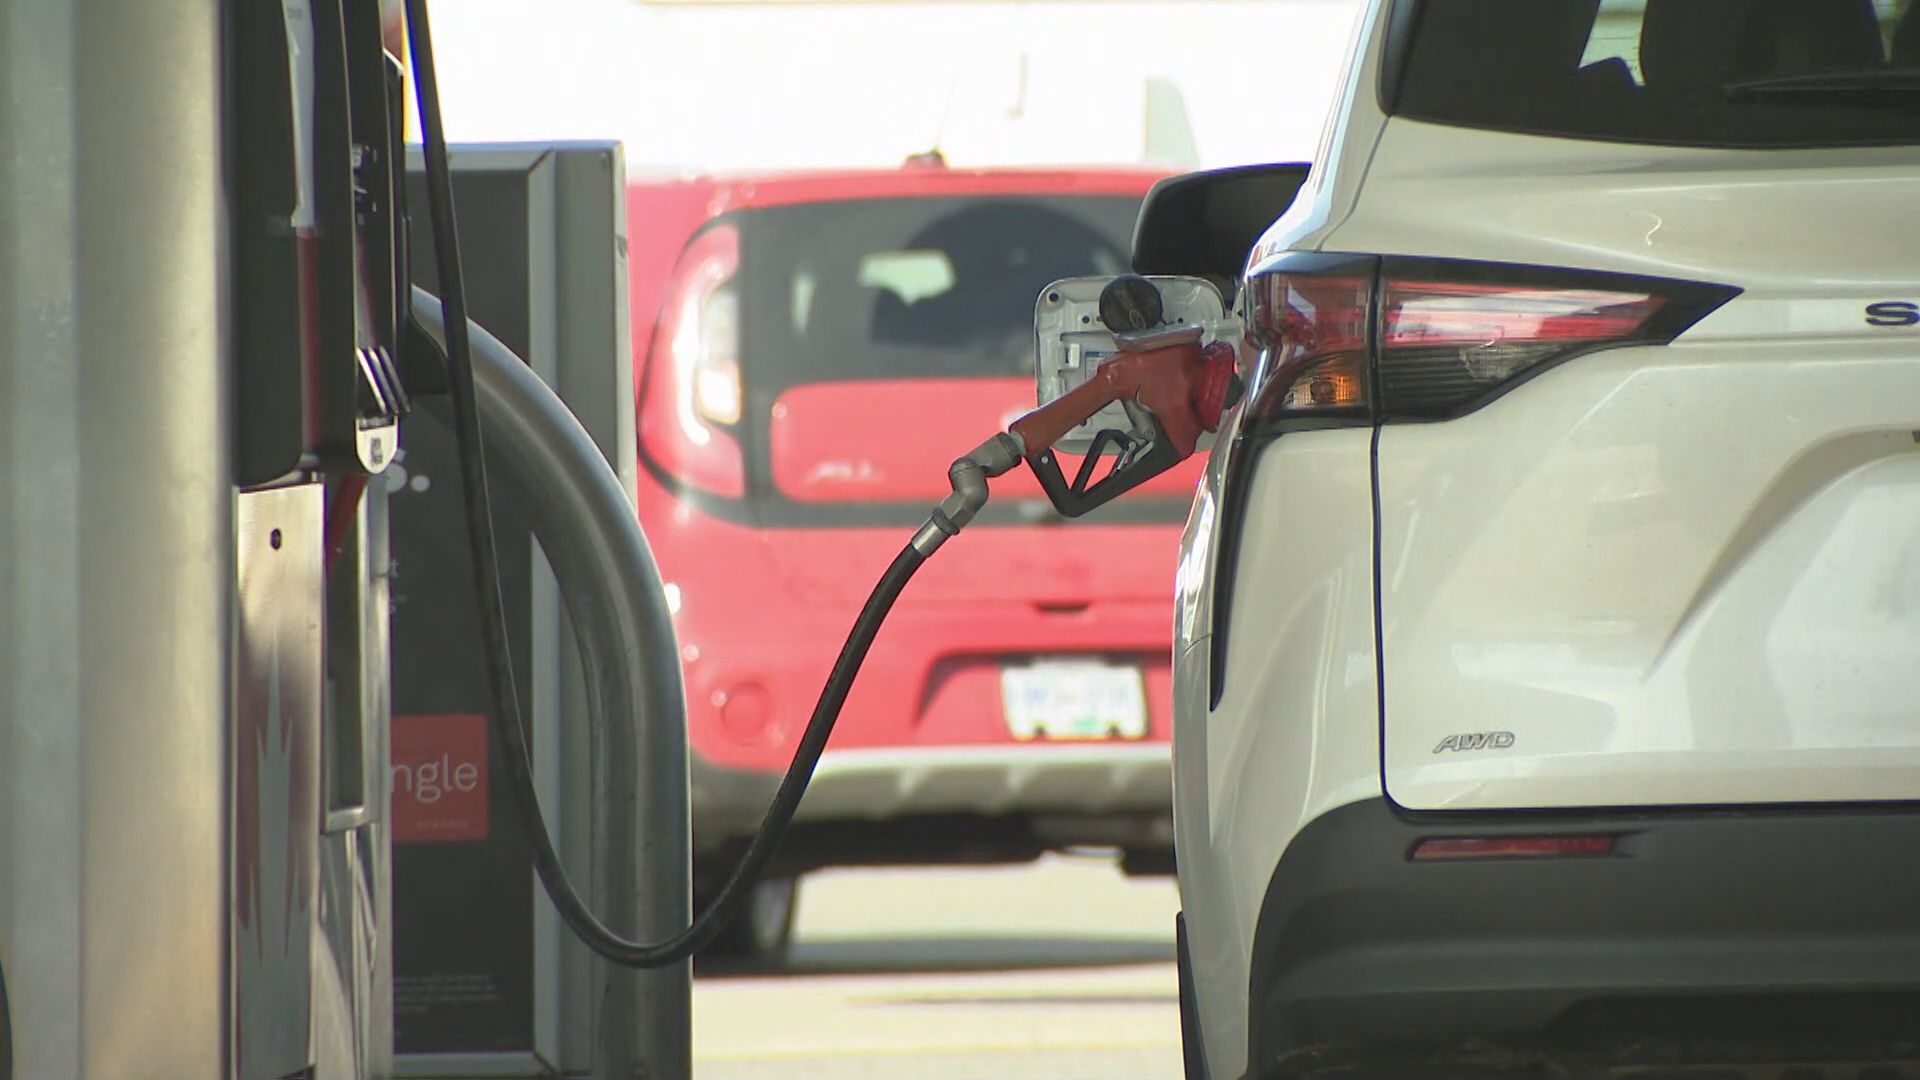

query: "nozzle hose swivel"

left=911, top=431, right=1027, bottom=557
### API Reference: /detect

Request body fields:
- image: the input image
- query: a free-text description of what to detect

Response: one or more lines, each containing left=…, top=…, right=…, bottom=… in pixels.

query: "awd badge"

left=1433, top=731, right=1517, bottom=754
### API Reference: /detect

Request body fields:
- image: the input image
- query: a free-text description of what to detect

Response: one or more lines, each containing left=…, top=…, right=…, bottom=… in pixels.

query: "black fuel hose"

left=405, top=0, right=935, bottom=965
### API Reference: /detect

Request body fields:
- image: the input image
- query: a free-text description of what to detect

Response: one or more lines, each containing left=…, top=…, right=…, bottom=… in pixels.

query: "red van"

left=626, top=159, right=1197, bottom=963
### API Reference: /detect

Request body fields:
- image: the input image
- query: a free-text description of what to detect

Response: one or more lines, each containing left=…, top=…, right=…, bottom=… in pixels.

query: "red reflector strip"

left=1409, top=834, right=1617, bottom=861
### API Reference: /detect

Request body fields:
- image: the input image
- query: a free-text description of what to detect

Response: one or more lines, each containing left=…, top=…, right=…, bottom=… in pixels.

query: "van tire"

left=698, top=873, right=797, bottom=971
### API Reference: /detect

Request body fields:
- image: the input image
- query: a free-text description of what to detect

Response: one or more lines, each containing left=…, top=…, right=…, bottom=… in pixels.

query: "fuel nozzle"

left=1008, top=275, right=1244, bottom=517
left=1096, top=275, right=1242, bottom=426
left=1193, top=340, right=1245, bottom=425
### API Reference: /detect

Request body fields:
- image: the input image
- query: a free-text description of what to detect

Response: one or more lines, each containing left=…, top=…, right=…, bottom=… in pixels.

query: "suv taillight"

left=1247, top=255, right=1374, bottom=420
left=640, top=223, right=745, bottom=497
left=1245, top=256, right=1737, bottom=424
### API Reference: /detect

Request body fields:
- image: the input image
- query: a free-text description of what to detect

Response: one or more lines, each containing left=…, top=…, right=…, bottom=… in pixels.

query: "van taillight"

left=640, top=223, right=745, bottom=497
left=1245, top=256, right=1737, bottom=423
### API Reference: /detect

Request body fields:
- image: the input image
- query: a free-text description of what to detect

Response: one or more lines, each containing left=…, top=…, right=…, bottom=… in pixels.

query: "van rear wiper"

left=1724, top=67, right=1920, bottom=109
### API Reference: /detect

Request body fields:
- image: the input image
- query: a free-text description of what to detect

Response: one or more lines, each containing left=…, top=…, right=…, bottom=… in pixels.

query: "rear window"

left=712, top=192, right=1193, bottom=526
left=1391, top=0, right=1920, bottom=148
left=736, top=194, right=1139, bottom=396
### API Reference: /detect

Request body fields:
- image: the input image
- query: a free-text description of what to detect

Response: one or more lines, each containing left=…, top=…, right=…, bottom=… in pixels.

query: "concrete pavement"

left=693, top=853, right=1184, bottom=1079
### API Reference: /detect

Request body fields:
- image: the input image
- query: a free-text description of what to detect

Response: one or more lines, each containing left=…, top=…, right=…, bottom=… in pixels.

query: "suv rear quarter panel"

left=1331, top=125, right=1920, bottom=812
left=1174, top=424, right=1381, bottom=1080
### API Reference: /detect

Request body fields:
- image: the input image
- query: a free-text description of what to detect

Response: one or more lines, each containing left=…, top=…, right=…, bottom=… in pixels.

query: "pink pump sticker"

left=392, top=713, right=489, bottom=843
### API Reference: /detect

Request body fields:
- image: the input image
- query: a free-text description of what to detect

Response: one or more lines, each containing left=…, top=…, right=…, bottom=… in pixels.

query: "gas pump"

left=3, top=0, right=407, bottom=1075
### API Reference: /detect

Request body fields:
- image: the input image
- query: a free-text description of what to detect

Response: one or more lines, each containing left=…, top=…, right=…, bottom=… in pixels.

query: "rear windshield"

left=720, top=192, right=1195, bottom=526
left=737, top=194, right=1139, bottom=395
left=1391, top=0, right=1920, bottom=148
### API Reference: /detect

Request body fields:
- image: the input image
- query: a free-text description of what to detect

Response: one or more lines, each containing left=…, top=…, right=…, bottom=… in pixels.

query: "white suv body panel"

left=1333, top=124, right=1920, bottom=811
left=1247, top=0, right=1390, bottom=268
left=1323, top=121, right=1920, bottom=283
left=1376, top=333, right=1920, bottom=811
left=1174, top=427, right=1381, bottom=1080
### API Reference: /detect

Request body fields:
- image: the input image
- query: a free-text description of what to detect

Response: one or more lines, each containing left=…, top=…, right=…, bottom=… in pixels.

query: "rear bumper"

left=676, top=594, right=1177, bottom=771
left=692, top=743, right=1171, bottom=847
left=1246, top=799, right=1920, bottom=1077
left=637, top=486, right=1181, bottom=775
left=794, top=743, right=1170, bottom=820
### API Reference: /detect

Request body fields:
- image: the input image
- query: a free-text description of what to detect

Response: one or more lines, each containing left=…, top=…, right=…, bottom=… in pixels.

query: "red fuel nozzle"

left=1009, top=336, right=1236, bottom=464
left=1008, top=274, right=1244, bottom=517
left=1007, top=334, right=1240, bottom=517
left=1192, top=340, right=1243, bottom=434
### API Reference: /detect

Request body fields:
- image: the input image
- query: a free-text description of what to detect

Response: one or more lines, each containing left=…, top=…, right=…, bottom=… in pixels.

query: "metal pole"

left=1, top=0, right=230, bottom=1076
left=412, top=289, right=693, bottom=1080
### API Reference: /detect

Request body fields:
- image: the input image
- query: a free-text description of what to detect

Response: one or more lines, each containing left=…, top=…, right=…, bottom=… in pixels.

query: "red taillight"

left=639, top=223, right=745, bottom=498
left=1384, top=281, right=1665, bottom=344
left=1409, top=834, right=1618, bottom=862
left=1378, top=278, right=1668, bottom=418
left=1248, top=259, right=1373, bottom=418
left=1245, top=256, right=1735, bottom=424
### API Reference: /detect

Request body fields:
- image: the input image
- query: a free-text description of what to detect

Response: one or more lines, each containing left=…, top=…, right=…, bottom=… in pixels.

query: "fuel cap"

left=1098, top=274, right=1163, bottom=334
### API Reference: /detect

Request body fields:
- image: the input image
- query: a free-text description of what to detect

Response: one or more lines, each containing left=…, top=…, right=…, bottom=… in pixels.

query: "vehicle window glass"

left=1395, top=0, right=1920, bottom=147
left=717, top=192, right=1182, bottom=524
left=856, top=250, right=956, bottom=305
left=790, top=270, right=816, bottom=335
left=739, top=194, right=1140, bottom=392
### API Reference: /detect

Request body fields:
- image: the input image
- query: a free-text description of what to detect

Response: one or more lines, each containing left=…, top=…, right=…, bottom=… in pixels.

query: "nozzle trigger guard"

left=1027, top=414, right=1181, bottom=518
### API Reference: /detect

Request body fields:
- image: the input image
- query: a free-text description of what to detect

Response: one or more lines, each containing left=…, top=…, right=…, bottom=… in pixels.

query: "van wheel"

left=699, top=874, right=797, bottom=971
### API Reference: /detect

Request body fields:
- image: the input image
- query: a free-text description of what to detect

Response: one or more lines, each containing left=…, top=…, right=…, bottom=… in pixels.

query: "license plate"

left=1000, top=659, right=1148, bottom=742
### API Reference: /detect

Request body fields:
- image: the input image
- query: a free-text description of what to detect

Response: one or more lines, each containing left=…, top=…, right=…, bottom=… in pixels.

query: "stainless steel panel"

left=315, top=484, right=396, bottom=1080
left=551, top=145, right=637, bottom=496
left=366, top=485, right=398, bottom=1080
left=2, top=0, right=230, bottom=1076
left=234, top=485, right=325, bottom=1079
left=313, top=827, right=382, bottom=1080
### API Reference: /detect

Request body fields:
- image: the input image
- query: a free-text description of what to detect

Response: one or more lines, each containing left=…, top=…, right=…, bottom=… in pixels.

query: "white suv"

left=1158, top=1, right=1920, bottom=1077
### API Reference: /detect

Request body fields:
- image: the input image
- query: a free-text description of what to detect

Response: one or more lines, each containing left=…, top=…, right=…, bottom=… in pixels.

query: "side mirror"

left=1130, top=163, right=1311, bottom=288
